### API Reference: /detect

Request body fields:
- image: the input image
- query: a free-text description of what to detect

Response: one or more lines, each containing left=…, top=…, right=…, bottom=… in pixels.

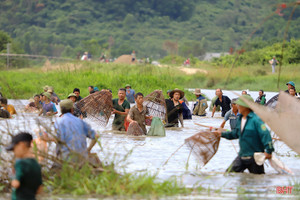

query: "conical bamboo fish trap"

left=185, top=130, right=221, bottom=168
left=143, top=90, right=167, bottom=121
left=76, top=91, right=113, bottom=126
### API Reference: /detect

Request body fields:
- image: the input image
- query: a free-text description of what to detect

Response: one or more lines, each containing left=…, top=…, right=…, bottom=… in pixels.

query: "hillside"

left=0, top=0, right=299, bottom=59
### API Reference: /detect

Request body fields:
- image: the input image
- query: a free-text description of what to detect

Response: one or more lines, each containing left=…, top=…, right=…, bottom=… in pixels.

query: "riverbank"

left=0, top=61, right=299, bottom=99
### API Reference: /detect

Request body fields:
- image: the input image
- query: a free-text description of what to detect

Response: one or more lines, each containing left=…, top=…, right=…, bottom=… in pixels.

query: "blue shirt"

left=54, top=113, right=96, bottom=159
left=224, top=109, right=240, bottom=130
left=126, top=89, right=135, bottom=103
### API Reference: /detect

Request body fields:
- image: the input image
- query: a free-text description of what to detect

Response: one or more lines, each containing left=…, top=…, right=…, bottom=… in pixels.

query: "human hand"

left=112, top=109, right=117, bottom=114
left=46, top=112, right=52, bottom=116
left=11, top=180, right=20, bottom=188
left=264, top=152, right=272, bottom=159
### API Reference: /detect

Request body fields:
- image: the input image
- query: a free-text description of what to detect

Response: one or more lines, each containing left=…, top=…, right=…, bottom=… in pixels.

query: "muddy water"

left=1, top=89, right=299, bottom=199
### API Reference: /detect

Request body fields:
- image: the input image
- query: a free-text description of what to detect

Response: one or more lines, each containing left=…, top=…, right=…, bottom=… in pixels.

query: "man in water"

left=217, top=95, right=274, bottom=174
left=112, top=88, right=130, bottom=131
left=192, top=88, right=208, bottom=117
left=73, top=88, right=83, bottom=101
left=165, top=89, right=184, bottom=127
left=127, top=93, right=152, bottom=135
left=0, top=97, right=17, bottom=115
left=125, top=84, right=135, bottom=103
left=220, top=98, right=239, bottom=131
left=54, top=99, right=98, bottom=161
left=255, top=90, right=266, bottom=105
left=211, top=88, right=231, bottom=117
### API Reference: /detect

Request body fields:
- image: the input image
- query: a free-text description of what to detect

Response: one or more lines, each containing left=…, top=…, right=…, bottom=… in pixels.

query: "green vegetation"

left=0, top=61, right=299, bottom=100
left=44, top=163, right=191, bottom=197
left=0, top=0, right=299, bottom=61
left=213, top=39, right=300, bottom=66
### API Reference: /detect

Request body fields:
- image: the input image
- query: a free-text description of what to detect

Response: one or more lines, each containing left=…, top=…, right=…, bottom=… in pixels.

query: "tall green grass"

left=44, top=163, right=191, bottom=197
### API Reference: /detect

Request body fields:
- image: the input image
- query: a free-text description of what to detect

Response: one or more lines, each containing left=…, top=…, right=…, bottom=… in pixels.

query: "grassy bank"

left=0, top=61, right=299, bottom=100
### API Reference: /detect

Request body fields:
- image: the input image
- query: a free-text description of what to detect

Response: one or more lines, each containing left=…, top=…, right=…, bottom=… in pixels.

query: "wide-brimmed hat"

left=43, top=92, right=51, bottom=99
left=47, top=89, right=53, bottom=93
left=286, top=81, right=295, bottom=88
left=236, top=95, right=254, bottom=108
left=6, top=132, right=33, bottom=151
left=43, top=85, right=49, bottom=91
left=193, top=88, right=202, bottom=95
left=60, top=99, right=73, bottom=110
left=169, top=89, right=185, bottom=99
left=67, top=93, right=77, bottom=99
left=125, top=84, right=131, bottom=88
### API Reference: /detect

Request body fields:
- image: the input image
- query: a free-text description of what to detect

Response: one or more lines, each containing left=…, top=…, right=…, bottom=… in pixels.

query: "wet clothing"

left=126, top=89, right=135, bottom=103
left=255, top=95, right=266, bottom=105
left=221, top=111, right=274, bottom=174
left=180, top=101, right=192, bottom=119
left=112, top=99, right=130, bottom=131
left=214, top=95, right=231, bottom=117
left=54, top=113, right=96, bottom=159
left=128, top=105, right=149, bottom=134
left=3, top=104, right=17, bottom=115
left=224, top=110, right=240, bottom=130
left=41, top=102, right=57, bottom=116
left=221, top=112, right=274, bottom=157
left=0, top=108, right=10, bottom=118
left=165, top=99, right=183, bottom=127
left=12, top=158, right=42, bottom=200
left=193, top=95, right=208, bottom=116
left=226, top=156, right=264, bottom=174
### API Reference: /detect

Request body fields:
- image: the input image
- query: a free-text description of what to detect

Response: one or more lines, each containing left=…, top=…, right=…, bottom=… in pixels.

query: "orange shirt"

left=4, top=104, right=17, bottom=115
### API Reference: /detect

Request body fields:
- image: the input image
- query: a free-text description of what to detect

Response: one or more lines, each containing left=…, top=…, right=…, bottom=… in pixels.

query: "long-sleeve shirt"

left=54, top=113, right=96, bottom=159
left=221, top=112, right=274, bottom=157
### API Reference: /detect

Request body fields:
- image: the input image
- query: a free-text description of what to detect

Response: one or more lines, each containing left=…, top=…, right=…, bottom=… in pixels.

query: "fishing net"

left=76, top=91, right=113, bottom=126
left=126, top=122, right=144, bottom=136
left=185, top=130, right=221, bottom=167
left=143, top=90, right=167, bottom=121
left=147, top=117, right=166, bottom=136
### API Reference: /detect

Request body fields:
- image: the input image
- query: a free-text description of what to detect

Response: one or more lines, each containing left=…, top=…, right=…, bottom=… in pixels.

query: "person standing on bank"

left=269, top=56, right=279, bottom=74
left=165, top=89, right=184, bottom=127
left=216, top=95, right=274, bottom=174
left=211, top=88, right=231, bottom=117
left=112, top=88, right=131, bottom=131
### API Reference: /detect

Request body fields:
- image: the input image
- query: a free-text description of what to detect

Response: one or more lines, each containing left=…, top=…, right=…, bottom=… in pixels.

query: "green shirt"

left=221, top=112, right=274, bottom=157
left=12, top=158, right=42, bottom=200
left=112, top=99, right=130, bottom=131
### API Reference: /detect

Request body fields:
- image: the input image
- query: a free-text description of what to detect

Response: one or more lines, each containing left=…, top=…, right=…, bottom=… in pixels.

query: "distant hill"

left=0, top=0, right=299, bottom=59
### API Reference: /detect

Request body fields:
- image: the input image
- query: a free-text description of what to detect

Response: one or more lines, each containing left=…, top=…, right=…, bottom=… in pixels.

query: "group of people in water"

left=1, top=81, right=298, bottom=199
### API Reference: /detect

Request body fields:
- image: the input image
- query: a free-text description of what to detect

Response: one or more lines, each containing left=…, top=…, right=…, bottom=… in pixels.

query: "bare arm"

left=36, top=185, right=43, bottom=194
left=112, top=108, right=129, bottom=115
left=126, top=114, right=134, bottom=123
left=220, top=120, right=226, bottom=129
left=211, top=105, right=216, bottom=117
left=179, top=113, right=184, bottom=127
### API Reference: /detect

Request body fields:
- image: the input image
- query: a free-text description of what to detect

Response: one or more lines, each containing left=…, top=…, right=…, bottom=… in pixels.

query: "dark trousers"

left=226, top=156, right=265, bottom=174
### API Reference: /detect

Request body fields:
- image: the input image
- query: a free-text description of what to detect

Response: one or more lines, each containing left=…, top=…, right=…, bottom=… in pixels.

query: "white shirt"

left=241, top=117, right=247, bottom=132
